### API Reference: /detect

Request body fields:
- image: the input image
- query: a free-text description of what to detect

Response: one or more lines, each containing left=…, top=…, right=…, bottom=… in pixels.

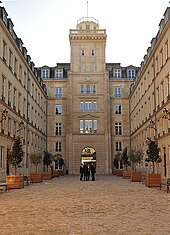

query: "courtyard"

left=0, top=175, right=170, bottom=235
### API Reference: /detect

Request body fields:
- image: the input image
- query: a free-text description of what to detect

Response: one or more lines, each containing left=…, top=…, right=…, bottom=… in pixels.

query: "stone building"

left=1, top=5, right=170, bottom=177
left=0, top=7, right=47, bottom=180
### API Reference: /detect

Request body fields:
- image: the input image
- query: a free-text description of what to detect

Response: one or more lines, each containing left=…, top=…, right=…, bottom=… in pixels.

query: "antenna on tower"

left=87, top=1, right=88, bottom=20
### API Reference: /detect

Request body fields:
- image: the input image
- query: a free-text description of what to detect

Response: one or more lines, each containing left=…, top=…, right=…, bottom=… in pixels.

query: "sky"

left=1, top=0, right=169, bottom=67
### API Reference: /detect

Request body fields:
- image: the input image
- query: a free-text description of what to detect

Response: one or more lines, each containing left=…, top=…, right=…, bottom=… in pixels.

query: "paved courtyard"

left=0, top=175, right=170, bottom=235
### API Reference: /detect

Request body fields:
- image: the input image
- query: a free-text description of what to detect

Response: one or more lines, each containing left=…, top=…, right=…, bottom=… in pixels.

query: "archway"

left=81, top=146, right=96, bottom=168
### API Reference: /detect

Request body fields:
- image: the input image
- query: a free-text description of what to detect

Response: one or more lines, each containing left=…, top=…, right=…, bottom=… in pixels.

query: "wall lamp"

left=17, top=121, right=25, bottom=132
left=163, top=108, right=170, bottom=121
left=0, top=109, right=8, bottom=122
left=149, top=119, right=157, bottom=131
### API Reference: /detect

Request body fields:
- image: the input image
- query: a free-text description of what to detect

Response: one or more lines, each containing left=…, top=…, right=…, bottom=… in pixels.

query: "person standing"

left=83, top=163, right=88, bottom=181
left=79, top=163, right=84, bottom=181
left=91, top=164, right=96, bottom=181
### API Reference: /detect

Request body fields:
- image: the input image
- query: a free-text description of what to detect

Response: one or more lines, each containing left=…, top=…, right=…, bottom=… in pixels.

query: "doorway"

left=81, top=146, right=96, bottom=167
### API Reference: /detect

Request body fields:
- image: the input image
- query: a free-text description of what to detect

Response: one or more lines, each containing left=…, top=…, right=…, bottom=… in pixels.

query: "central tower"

left=66, top=17, right=111, bottom=174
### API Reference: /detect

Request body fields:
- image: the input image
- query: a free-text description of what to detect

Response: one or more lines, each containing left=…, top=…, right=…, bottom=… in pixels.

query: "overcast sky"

left=1, top=0, right=169, bottom=67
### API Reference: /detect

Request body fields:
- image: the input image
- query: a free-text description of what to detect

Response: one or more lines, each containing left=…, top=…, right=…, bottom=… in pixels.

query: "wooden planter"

left=42, top=172, right=52, bottom=180
left=112, top=169, right=117, bottom=175
left=145, top=173, right=161, bottom=187
left=58, top=170, right=64, bottom=176
left=6, top=175, right=23, bottom=189
left=53, top=170, right=59, bottom=177
left=131, top=172, right=141, bottom=182
left=116, top=169, right=123, bottom=177
left=30, top=173, right=42, bottom=183
left=123, top=170, right=131, bottom=179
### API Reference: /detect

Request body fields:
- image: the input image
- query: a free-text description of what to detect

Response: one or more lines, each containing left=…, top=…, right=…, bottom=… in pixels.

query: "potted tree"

left=6, top=137, right=24, bottom=189
left=113, top=151, right=123, bottom=177
left=129, top=148, right=143, bottom=182
left=30, top=152, right=43, bottom=183
left=122, top=147, right=131, bottom=179
left=145, top=138, right=162, bottom=187
left=42, top=151, right=52, bottom=180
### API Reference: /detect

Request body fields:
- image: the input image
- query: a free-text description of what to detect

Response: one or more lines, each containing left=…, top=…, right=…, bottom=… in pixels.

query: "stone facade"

left=1, top=5, right=170, bottom=177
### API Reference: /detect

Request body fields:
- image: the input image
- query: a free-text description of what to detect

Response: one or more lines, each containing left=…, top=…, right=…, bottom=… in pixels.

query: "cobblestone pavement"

left=0, top=175, right=170, bottom=235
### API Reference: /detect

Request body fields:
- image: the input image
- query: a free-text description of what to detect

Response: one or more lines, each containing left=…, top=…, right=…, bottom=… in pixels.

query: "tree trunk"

left=152, top=161, right=155, bottom=173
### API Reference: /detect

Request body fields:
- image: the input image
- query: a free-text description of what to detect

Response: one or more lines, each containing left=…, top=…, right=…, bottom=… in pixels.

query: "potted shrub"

left=6, top=137, right=24, bottom=189
left=42, top=151, right=52, bottom=180
left=129, top=149, right=143, bottom=182
left=30, top=152, right=43, bottom=183
left=122, top=147, right=131, bottom=179
left=145, top=138, right=162, bottom=187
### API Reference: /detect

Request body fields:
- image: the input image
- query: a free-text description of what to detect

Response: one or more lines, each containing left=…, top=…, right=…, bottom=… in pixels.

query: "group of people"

left=80, top=163, right=96, bottom=181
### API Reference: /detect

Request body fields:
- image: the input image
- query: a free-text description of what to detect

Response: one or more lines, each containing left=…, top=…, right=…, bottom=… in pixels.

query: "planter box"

left=58, top=170, right=64, bottom=176
left=6, top=175, right=23, bottom=189
left=30, top=173, right=42, bottom=183
left=42, top=172, right=52, bottom=180
left=145, top=173, right=161, bottom=187
left=116, top=169, right=123, bottom=177
left=123, top=170, right=131, bottom=179
left=53, top=170, right=59, bottom=177
left=112, top=169, right=117, bottom=175
left=131, top=172, right=141, bottom=182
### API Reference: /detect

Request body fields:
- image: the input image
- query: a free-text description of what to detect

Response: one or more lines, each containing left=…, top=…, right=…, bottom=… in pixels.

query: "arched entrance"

left=81, top=146, right=96, bottom=168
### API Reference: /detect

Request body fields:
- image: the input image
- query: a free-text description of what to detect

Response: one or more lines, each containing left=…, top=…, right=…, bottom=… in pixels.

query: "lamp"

left=149, top=119, right=157, bottom=131
left=163, top=108, right=170, bottom=121
left=0, top=109, right=8, bottom=122
left=17, top=121, right=25, bottom=132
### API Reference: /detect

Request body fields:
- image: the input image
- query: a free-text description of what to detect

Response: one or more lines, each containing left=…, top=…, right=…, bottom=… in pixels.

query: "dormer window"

left=127, top=69, right=135, bottom=78
left=55, top=69, right=63, bottom=79
left=42, top=69, right=49, bottom=79
left=113, top=69, right=121, bottom=78
left=86, top=25, right=90, bottom=31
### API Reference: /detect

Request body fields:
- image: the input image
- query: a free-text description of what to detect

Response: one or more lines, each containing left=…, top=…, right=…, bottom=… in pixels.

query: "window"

left=161, top=81, right=164, bottom=103
left=80, top=85, right=84, bottom=94
left=91, top=64, right=95, bottom=70
left=157, top=87, right=160, bottom=108
left=93, top=102, right=97, bottom=112
left=81, top=63, right=85, bottom=71
left=92, top=85, right=96, bottom=94
left=85, top=102, right=92, bottom=112
left=13, top=88, right=16, bottom=109
left=80, top=120, right=97, bottom=134
left=2, top=76, right=5, bottom=101
left=14, top=57, right=17, bottom=76
left=165, top=40, right=168, bottom=61
left=114, top=105, right=121, bottom=114
left=82, top=49, right=85, bottom=56
left=116, top=142, right=122, bottom=151
left=114, top=87, right=121, bottom=97
left=114, top=69, right=121, bottom=78
left=86, top=25, right=90, bottom=31
left=92, top=49, right=95, bottom=56
left=8, top=82, right=11, bottom=106
left=18, top=93, right=21, bottom=113
left=9, top=49, right=13, bottom=69
left=56, top=142, right=61, bottom=152
left=115, top=122, right=122, bottom=135
left=80, top=102, right=84, bottom=112
left=42, top=69, right=49, bottom=78
left=55, top=69, right=63, bottom=79
left=3, top=41, right=7, bottom=62
left=85, top=120, right=92, bottom=133
left=127, top=69, right=135, bottom=78
left=19, top=65, right=22, bottom=82
left=167, top=75, right=170, bottom=99
left=56, top=88, right=62, bottom=98
left=56, top=104, right=62, bottom=115
left=56, top=123, right=61, bottom=135
left=0, top=147, right=3, bottom=168
left=86, top=85, right=90, bottom=94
